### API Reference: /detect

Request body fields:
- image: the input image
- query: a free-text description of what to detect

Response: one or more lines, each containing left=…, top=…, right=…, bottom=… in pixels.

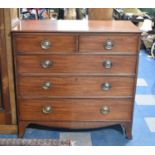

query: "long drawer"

left=17, top=76, right=135, bottom=98
left=79, top=35, right=139, bottom=53
left=16, top=55, right=137, bottom=75
left=19, top=98, right=133, bottom=121
left=14, top=34, right=76, bottom=53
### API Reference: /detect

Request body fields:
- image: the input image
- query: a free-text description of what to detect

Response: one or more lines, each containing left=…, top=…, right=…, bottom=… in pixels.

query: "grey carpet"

left=0, top=138, right=71, bottom=146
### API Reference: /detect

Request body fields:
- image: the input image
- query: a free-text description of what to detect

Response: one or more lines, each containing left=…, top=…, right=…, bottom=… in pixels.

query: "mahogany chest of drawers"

left=12, top=20, right=140, bottom=138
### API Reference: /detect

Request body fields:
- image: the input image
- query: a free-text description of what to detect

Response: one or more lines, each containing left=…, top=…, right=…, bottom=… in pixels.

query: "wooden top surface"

left=12, top=20, right=140, bottom=33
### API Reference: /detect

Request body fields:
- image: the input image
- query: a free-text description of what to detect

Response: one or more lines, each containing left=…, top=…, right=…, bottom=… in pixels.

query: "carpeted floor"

left=0, top=138, right=71, bottom=146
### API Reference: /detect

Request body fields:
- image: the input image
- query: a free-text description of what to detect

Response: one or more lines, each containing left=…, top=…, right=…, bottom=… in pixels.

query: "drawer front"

left=14, top=34, right=76, bottom=53
left=19, top=98, right=132, bottom=121
left=79, top=35, right=139, bottom=53
left=17, top=76, right=135, bottom=97
left=16, top=55, right=137, bottom=75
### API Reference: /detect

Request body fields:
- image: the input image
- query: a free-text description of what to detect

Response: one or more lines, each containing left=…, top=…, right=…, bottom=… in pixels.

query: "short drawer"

left=17, top=76, right=135, bottom=98
left=14, top=34, right=76, bottom=53
left=19, top=98, right=133, bottom=121
left=79, top=34, right=139, bottom=53
left=16, top=55, right=137, bottom=75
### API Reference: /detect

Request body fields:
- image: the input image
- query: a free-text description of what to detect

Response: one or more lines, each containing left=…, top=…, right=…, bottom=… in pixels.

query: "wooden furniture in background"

left=88, top=8, right=113, bottom=20
left=0, top=8, right=17, bottom=134
left=11, top=20, right=140, bottom=138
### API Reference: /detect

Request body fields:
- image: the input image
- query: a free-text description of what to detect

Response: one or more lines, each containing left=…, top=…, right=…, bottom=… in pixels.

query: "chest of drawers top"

left=12, top=20, right=140, bottom=33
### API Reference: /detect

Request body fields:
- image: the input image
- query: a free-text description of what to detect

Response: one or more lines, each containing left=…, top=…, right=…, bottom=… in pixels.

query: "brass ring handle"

left=42, top=106, right=52, bottom=114
left=41, top=60, right=53, bottom=69
left=103, top=60, right=112, bottom=69
left=100, top=106, right=110, bottom=115
left=104, top=40, right=114, bottom=50
left=40, top=40, right=51, bottom=50
left=42, top=82, right=52, bottom=90
left=101, top=82, right=111, bottom=91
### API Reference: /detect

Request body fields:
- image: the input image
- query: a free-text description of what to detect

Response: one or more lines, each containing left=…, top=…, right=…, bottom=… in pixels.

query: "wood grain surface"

left=12, top=20, right=140, bottom=33
left=14, top=34, right=76, bottom=53
left=17, top=76, right=135, bottom=98
left=19, top=98, right=132, bottom=121
left=16, top=55, right=137, bottom=75
left=79, top=35, right=139, bottom=53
